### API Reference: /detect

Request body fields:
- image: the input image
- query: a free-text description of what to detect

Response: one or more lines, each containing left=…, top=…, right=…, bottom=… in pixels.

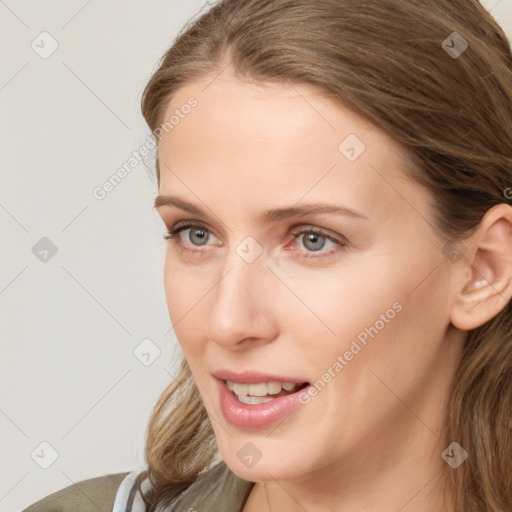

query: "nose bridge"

left=215, top=244, right=263, bottom=318
left=217, top=233, right=267, bottom=305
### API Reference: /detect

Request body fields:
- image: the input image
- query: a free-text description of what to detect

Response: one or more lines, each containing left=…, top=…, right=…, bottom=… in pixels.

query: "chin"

left=218, top=440, right=307, bottom=482
left=224, top=456, right=293, bottom=482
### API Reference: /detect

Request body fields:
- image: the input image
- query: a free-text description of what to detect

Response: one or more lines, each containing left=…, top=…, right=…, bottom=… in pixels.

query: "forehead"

left=160, top=70, right=379, bottom=150
left=156, top=69, right=424, bottom=226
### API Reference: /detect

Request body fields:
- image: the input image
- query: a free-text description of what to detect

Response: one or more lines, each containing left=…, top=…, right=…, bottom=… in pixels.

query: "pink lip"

left=213, top=369, right=308, bottom=384
left=215, top=377, right=311, bottom=430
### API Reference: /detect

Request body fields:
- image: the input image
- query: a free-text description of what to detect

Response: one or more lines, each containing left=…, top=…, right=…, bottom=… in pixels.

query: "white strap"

left=112, top=470, right=146, bottom=512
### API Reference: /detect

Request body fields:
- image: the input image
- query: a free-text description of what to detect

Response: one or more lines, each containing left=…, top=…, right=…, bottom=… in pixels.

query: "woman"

left=132, top=0, right=512, bottom=510
left=22, top=0, right=512, bottom=511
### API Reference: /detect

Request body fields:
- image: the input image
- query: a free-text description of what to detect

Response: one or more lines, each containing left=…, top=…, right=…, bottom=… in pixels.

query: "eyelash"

left=162, top=221, right=347, bottom=260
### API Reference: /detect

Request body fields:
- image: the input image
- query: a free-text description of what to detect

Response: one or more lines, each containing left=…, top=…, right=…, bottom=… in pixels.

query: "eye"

left=163, top=221, right=217, bottom=250
left=293, top=230, right=334, bottom=252
left=163, top=221, right=347, bottom=260
left=288, top=226, right=346, bottom=259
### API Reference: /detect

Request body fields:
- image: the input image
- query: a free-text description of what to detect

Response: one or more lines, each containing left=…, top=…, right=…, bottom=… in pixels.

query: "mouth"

left=214, top=372, right=312, bottom=429
left=225, top=379, right=310, bottom=404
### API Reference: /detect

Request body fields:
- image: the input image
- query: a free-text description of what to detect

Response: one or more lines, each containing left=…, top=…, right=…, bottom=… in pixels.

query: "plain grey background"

left=1, top=1, right=511, bottom=511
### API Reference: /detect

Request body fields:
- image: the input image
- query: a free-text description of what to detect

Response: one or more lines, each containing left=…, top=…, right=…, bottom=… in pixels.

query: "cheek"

left=327, top=270, right=451, bottom=410
left=287, top=273, right=450, bottom=450
left=283, top=265, right=403, bottom=344
left=286, top=252, right=447, bottom=377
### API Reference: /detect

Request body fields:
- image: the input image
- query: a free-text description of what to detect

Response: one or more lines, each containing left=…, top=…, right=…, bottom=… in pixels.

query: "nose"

left=204, top=247, right=277, bottom=350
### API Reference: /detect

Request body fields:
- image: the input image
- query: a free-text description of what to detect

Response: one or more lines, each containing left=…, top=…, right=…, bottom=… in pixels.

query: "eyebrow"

left=154, top=195, right=368, bottom=222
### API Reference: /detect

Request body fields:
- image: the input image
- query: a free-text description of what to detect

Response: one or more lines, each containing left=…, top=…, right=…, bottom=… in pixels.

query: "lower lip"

left=216, top=378, right=310, bottom=430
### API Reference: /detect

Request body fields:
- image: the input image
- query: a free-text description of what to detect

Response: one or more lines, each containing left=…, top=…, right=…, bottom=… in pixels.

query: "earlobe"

left=450, top=203, right=512, bottom=331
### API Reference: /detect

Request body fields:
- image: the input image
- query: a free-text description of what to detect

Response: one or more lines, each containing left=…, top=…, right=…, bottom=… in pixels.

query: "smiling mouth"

left=225, top=379, right=310, bottom=405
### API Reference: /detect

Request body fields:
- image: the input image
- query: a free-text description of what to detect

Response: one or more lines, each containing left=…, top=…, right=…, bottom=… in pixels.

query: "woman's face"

left=155, top=68, right=464, bottom=484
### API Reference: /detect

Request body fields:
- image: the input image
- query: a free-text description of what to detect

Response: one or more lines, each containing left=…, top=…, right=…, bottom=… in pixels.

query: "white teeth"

left=226, top=380, right=301, bottom=397
left=237, top=395, right=274, bottom=405
left=266, top=381, right=282, bottom=394
left=247, top=383, right=268, bottom=396
left=232, top=383, right=249, bottom=395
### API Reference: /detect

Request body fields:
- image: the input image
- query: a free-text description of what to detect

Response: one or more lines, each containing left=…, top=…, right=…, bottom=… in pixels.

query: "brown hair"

left=139, top=1, right=512, bottom=510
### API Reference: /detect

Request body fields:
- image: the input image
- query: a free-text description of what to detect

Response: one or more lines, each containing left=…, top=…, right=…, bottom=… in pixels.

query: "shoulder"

left=21, top=471, right=133, bottom=512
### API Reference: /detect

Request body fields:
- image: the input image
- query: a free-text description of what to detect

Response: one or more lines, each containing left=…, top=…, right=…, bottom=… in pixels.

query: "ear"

left=450, top=203, right=512, bottom=331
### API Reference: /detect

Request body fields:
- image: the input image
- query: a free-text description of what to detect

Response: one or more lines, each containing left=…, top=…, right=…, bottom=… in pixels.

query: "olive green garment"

left=169, top=462, right=255, bottom=512
left=20, top=463, right=256, bottom=512
left=20, top=472, right=130, bottom=512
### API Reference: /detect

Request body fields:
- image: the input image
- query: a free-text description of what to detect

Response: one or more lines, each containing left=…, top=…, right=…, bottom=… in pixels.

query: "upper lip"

left=213, top=369, right=309, bottom=384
